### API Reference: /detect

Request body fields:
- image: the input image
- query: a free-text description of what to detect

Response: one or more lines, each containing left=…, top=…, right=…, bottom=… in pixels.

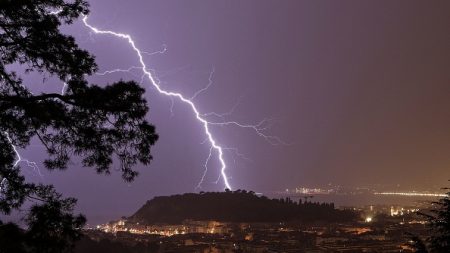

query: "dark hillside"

left=130, top=190, right=356, bottom=224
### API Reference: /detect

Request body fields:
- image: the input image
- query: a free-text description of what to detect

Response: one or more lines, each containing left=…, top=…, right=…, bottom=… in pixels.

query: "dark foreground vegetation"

left=73, top=237, right=159, bottom=253
left=408, top=187, right=450, bottom=252
left=0, top=0, right=157, bottom=252
left=131, top=190, right=356, bottom=224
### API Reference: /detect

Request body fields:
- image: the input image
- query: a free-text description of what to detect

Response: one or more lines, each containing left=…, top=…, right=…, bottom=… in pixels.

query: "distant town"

left=276, top=185, right=446, bottom=197
left=75, top=188, right=443, bottom=252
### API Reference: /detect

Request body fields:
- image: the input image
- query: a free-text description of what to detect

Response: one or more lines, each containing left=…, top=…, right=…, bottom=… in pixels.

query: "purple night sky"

left=14, top=0, right=450, bottom=224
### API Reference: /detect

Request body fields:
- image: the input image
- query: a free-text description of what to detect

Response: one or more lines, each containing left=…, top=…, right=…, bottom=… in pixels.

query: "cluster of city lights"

left=97, top=220, right=224, bottom=237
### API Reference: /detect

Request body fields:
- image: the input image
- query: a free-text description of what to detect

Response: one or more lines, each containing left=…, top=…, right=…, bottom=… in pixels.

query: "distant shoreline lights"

left=374, top=192, right=447, bottom=197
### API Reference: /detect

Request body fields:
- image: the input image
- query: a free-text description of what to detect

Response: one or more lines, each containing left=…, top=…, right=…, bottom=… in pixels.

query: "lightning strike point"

left=82, top=15, right=233, bottom=190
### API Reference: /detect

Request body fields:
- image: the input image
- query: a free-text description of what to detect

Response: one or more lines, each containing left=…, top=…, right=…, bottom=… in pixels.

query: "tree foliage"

left=0, top=0, right=158, bottom=252
left=408, top=187, right=450, bottom=253
left=131, top=190, right=356, bottom=224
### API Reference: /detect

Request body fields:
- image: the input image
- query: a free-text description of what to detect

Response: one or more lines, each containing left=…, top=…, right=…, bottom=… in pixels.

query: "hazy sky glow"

left=14, top=0, right=450, bottom=223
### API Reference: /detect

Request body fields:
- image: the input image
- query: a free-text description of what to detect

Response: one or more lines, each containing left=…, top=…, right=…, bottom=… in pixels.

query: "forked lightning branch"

left=81, top=15, right=284, bottom=190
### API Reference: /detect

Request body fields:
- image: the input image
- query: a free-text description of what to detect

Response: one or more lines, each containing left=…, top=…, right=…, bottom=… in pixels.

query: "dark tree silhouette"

left=0, top=0, right=158, bottom=252
left=131, top=190, right=356, bottom=224
left=407, top=234, right=429, bottom=253
left=0, top=221, right=27, bottom=253
left=408, top=186, right=450, bottom=253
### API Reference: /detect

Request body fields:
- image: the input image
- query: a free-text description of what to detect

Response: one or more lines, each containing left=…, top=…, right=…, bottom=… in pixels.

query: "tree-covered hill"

left=130, top=190, right=356, bottom=224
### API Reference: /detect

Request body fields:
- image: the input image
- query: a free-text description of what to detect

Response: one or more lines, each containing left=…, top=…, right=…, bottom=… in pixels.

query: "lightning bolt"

left=190, top=66, right=215, bottom=101
left=196, top=146, right=213, bottom=190
left=1, top=132, right=42, bottom=192
left=142, top=44, right=167, bottom=57
left=96, top=66, right=142, bottom=77
left=81, top=15, right=284, bottom=190
left=4, top=133, right=38, bottom=170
